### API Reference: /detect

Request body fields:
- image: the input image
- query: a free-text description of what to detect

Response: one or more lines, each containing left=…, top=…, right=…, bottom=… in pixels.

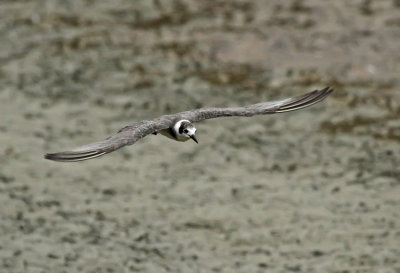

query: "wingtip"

left=44, top=153, right=57, bottom=161
left=322, top=86, right=334, bottom=94
left=312, top=86, right=335, bottom=103
left=44, top=152, right=65, bottom=162
left=44, top=150, right=106, bottom=162
left=321, top=86, right=335, bottom=99
left=308, top=86, right=334, bottom=101
left=317, top=86, right=334, bottom=98
left=275, top=86, right=334, bottom=113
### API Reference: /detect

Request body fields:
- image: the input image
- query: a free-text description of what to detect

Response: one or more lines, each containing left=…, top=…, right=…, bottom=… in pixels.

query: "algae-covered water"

left=0, top=1, right=399, bottom=272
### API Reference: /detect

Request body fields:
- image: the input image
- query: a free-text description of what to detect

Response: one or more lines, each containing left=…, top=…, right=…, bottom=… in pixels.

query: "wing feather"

left=44, top=118, right=173, bottom=162
left=180, top=87, right=333, bottom=122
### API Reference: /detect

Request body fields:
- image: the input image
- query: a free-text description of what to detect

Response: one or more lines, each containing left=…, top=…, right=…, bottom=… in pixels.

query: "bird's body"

left=45, top=87, right=334, bottom=162
left=156, top=119, right=197, bottom=142
left=157, top=128, right=177, bottom=141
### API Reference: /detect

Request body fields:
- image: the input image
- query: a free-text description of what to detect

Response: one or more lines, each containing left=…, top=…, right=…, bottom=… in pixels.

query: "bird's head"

left=176, top=120, right=198, bottom=143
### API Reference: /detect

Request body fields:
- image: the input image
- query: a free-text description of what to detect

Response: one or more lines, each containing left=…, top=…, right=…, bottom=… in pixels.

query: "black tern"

left=45, top=87, right=333, bottom=162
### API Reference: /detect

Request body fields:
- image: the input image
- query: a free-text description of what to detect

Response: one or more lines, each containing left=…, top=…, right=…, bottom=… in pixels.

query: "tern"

left=45, top=87, right=333, bottom=162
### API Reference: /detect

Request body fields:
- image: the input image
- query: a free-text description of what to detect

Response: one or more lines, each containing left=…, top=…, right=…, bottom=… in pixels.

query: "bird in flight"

left=45, top=87, right=333, bottom=162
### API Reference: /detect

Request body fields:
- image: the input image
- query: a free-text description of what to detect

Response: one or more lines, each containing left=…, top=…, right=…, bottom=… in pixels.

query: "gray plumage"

left=45, top=87, right=333, bottom=162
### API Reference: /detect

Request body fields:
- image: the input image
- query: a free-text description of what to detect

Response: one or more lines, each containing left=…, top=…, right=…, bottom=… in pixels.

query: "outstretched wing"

left=179, top=87, right=334, bottom=123
left=44, top=118, right=173, bottom=162
left=45, top=87, right=333, bottom=162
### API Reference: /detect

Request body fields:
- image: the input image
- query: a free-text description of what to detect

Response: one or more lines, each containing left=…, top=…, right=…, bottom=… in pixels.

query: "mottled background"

left=0, top=1, right=399, bottom=272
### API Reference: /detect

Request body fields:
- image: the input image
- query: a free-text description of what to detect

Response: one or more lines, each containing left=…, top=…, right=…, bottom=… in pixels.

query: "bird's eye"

left=183, top=129, right=189, bottom=134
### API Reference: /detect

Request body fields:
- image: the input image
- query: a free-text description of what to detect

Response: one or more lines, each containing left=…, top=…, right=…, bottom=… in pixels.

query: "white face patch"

left=187, top=127, right=196, bottom=136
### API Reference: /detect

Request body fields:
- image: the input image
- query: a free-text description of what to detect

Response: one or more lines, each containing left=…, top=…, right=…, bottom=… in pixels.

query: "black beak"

left=190, top=135, right=198, bottom=144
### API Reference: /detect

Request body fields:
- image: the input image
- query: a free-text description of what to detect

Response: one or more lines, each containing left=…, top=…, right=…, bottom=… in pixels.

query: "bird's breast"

left=158, top=129, right=188, bottom=142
